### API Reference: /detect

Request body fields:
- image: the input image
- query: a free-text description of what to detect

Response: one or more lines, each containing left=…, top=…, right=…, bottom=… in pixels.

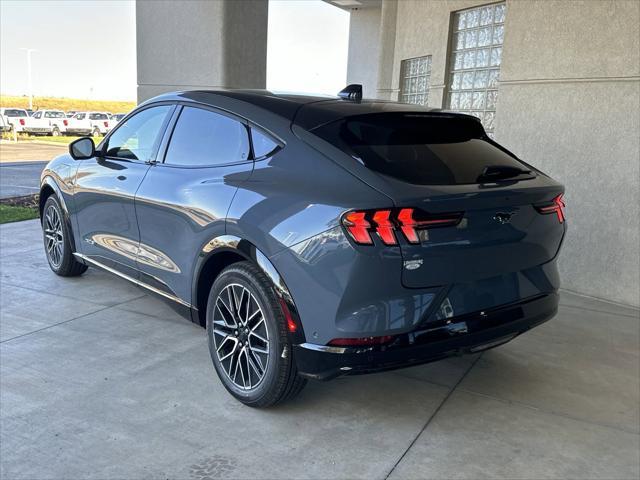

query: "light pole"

left=20, top=48, right=37, bottom=110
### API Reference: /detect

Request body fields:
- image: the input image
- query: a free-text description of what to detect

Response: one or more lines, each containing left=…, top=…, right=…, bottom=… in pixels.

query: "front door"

left=73, top=104, right=174, bottom=277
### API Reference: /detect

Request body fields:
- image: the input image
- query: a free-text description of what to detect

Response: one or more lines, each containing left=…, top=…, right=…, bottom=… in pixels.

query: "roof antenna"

left=338, top=84, right=363, bottom=101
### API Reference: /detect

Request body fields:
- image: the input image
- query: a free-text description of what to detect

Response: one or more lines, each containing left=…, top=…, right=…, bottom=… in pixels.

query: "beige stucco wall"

left=136, top=0, right=268, bottom=102
left=348, top=0, right=640, bottom=305
left=347, top=7, right=381, bottom=98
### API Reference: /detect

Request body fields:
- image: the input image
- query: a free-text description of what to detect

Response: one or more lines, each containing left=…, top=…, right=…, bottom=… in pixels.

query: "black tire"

left=91, top=127, right=100, bottom=137
left=51, top=127, right=61, bottom=137
left=42, top=195, right=88, bottom=277
left=206, top=261, right=306, bottom=407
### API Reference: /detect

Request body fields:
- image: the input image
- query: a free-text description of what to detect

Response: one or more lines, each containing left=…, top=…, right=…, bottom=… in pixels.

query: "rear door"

left=134, top=104, right=254, bottom=303
left=73, top=104, right=174, bottom=276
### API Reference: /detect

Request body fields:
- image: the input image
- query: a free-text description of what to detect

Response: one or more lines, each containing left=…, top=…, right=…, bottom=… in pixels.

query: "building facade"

left=136, top=0, right=639, bottom=306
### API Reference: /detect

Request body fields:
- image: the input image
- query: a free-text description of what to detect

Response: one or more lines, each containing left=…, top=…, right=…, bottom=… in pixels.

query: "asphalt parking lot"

left=0, top=142, right=67, bottom=199
left=1, top=219, right=639, bottom=480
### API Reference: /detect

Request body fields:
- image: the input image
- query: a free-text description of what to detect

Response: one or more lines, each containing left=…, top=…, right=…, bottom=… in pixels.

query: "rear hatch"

left=309, top=111, right=566, bottom=292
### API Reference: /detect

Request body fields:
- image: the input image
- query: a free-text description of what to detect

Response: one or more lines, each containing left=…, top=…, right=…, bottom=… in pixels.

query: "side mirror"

left=69, top=137, right=95, bottom=160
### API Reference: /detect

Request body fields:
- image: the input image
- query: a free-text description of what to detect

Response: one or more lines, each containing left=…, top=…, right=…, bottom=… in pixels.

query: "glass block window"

left=400, top=56, right=432, bottom=106
left=447, top=2, right=506, bottom=135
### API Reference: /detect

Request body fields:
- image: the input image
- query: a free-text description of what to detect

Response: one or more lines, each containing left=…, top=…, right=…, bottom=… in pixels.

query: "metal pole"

left=20, top=48, right=36, bottom=110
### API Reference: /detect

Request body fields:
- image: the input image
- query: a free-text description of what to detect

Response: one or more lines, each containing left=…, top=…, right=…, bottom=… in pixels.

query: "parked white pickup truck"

left=24, top=109, right=68, bottom=136
left=0, top=108, right=30, bottom=133
left=65, top=112, right=111, bottom=136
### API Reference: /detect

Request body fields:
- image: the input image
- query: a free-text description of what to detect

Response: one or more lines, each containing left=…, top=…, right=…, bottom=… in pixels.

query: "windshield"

left=312, top=113, right=530, bottom=185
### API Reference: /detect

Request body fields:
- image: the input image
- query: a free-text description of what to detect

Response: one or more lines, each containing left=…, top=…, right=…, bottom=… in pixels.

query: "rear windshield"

left=3, top=109, right=27, bottom=117
left=89, top=113, right=108, bottom=120
left=312, top=113, right=528, bottom=185
left=44, top=111, right=65, bottom=118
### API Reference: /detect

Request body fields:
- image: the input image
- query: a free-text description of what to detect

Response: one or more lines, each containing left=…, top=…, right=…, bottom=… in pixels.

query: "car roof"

left=143, top=89, right=454, bottom=130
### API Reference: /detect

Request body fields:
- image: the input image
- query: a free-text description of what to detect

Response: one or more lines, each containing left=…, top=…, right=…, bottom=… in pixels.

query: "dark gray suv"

left=39, top=88, right=566, bottom=407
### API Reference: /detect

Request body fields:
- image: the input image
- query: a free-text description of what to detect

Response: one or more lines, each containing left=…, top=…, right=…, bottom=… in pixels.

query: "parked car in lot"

left=24, top=109, right=68, bottom=136
left=39, top=87, right=566, bottom=407
left=65, top=111, right=111, bottom=136
left=110, top=113, right=127, bottom=127
left=0, top=108, right=30, bottom=133
left=0, top=114, right=10, bottom=133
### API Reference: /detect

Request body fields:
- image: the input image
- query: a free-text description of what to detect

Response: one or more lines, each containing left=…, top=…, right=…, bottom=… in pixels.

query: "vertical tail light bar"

left=19, top=119, right=25, bottom=126
left=341, top=208, right=462, bottom=246
left=104, top=121, right=109, bottom=128
left=342, top=211, right=373, bottom=245
left=535, top=194, right=566, bottom=223
left=63, top=119, right=68, bottom=126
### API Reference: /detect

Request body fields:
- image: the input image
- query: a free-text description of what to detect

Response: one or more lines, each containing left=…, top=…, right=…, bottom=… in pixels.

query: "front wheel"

left=206, top=262, right=306, bottom=407
left=42, top=195, right=88, bottom=277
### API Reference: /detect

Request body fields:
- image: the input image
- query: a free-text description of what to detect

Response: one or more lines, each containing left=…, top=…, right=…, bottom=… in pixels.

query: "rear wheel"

left=91, top=127, right=100, bottom=137
left=206, top=262, right=306, bottom=407
left=42, top=195, right=88, bottom=277
left=51, top=127, right=61, bottom=137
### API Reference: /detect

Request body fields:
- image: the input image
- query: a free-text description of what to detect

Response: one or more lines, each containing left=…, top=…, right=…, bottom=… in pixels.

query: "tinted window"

left=313, top=113, right=528, bottom=185
left=89, top=113, right=108, bottom=120
left=32, top=112, right=42, bottom=119
left=4, top=109, right=27, bottom=117
left=251, top=129, right=279, bottom=158
left=105, top=105, right=171, bottom=161
left=165, top=106, right=250, bottom=166
left=74, top=113, right=86, bottom=120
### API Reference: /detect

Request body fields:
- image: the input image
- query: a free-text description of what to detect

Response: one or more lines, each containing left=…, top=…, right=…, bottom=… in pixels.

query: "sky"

left=0, top=0, right=349, bottom=101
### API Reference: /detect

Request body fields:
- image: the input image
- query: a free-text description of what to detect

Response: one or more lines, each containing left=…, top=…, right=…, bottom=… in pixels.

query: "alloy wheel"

left=212, top=284, right=270, bottom=390
left=44, top=204, right=64, bottom=268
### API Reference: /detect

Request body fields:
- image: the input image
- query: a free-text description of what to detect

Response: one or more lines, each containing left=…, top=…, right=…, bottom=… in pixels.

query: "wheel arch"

left=191, top=235, right=305, bottom=342
left=40, top=176, right=79, bottom=254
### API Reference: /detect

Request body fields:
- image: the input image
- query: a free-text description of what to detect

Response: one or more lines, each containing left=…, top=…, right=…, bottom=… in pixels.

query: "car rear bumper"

left=293, top=293, right=558, bottom=380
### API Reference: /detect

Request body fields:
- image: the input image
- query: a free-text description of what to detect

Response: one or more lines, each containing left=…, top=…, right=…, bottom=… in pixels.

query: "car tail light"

left=63, top=119, right=68, bottom=126
left=341, top=208, right=462, bottom=245
left=19, top=119, right=25, bottom=126
left=328, top=335, right=395, bottom=347
left=342, top=211, right=373, bottom=245
left=104, top=121, right=109, bottom=128
left=535, top=194, right=566, bottom=223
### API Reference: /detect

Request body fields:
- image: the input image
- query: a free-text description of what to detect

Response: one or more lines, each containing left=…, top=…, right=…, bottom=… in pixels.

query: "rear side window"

left=164, top=106, right=250, bottom=167
left=74, top=113, right=86, bottom=120
left=251, top=129, right=280, bottom=159
left=312, top=113, right=527, bottom=185
left=44, top=111, right=65, bottom=118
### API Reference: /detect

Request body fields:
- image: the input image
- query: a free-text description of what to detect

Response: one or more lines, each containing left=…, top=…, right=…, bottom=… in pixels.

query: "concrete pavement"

left=1, top=219, right=639, bottom=479
left=0, top=142, right=67, bottom=199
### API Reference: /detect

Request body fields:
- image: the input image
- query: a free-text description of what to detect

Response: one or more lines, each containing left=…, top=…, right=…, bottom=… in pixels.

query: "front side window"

left=447, top=2, right=506, bottom=136
left=400, top=56, right=432, bottom=106
left=164, top=106, right=250, bottom=167
left=32, top=111, right=42, bottom=119
left=105, top=105, right=172, bottom=161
